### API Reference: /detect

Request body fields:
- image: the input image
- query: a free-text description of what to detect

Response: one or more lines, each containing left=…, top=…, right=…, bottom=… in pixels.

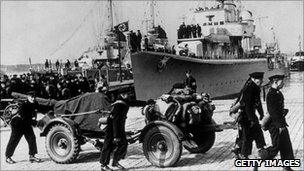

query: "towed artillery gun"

left=2, top=92, right=140, bottom=164
left=140, top=88, right=226, bottom=167
left=1, top=90, right=234, bottom=167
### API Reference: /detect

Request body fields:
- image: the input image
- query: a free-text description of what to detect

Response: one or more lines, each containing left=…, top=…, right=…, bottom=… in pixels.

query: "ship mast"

left=299, top=35, right=302, bottom=51
left=150, top=0, right=156, bottom=28
left=109, top=0, right=114, bottom=31
left=271, top=27, right=280, bottom=52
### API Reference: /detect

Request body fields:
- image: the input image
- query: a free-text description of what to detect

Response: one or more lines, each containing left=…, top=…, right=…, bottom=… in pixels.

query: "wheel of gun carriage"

left=45, top=124, right=80, bottom=164
left=183, top=124, right=216, bottom=153
left=2, top=103, right=19, bottom=126
left=143, top=125, right=182, bottom=167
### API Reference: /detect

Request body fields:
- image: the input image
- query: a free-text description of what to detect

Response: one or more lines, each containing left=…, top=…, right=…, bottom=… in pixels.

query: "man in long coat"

left=259, top=74, right=294, bottom=171
left=100, top=89, right=130, bottom=171
left=238, top=72, right=266, bottom=159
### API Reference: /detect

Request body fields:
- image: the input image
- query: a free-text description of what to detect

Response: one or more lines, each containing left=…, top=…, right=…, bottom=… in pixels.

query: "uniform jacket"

left=266, top=87, right=288, bottom=128
left=240, top=80, right=264, bottom=124
left=18, top=100, right=38, bottom=125
left=184, top=76, right=197, bottom=92
left=110, top=100, right=129, bottom=138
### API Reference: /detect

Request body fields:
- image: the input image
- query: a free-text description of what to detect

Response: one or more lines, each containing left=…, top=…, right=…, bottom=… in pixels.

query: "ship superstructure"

left=176, top=0, right=262, bottom=59
left=290, top=35, right=304, bottom=71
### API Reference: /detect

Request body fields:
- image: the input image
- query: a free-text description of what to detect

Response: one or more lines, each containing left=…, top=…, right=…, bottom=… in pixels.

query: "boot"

left=29, top=155, right=42, bottom=163
left=6, top=157, right=16, bottom=164
left=231, top=147, right=240, bottom=154
left=231, top=147, right=240, bottom=159
left=112, top=162, right=125, bottom=170
left=101, top=165, right=112, bottom=171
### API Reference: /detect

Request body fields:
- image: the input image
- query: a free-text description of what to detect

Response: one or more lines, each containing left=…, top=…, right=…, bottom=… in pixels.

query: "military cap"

left=249, top=72, right=264, bottom=79
left=27, top=91, right=36, bottom=97
left=268, top=74, right=285, bottom=81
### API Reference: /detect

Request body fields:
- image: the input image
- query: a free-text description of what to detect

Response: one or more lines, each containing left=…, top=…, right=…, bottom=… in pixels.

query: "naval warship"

left=131, top=0, right=288, bottom=101
left=290, top=36, right=304, bottom=71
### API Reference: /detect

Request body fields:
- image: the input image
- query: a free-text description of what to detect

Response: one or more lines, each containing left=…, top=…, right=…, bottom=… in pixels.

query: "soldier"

left=100, top=89, right=130, bottom=171
left=180, top=22, right=186, bottom=38
left=44, top=59, right=49, bottom=70
left=65, top=59, right=71, bottom=69
left=74, top=59, right=79, bottom=68
left=5, top=91, right=42, bottom=164
left=129, top=30, right=137, bottom=52
left=136, top=30, right=142, bottom=51
left=191, top=24, right=197, bottom=38
left=183, top=69, right=197, bottom=92
left=259, top=74, right=294, bottom=171
left=238, top=72, right=266, bottom=159
left=197, top=23, right=202, bottom=37
left=55, top=59, right=60, bottom=71
left=144, top=35, right=149, bottom=51
left=186, top=25, right=191, bottom=38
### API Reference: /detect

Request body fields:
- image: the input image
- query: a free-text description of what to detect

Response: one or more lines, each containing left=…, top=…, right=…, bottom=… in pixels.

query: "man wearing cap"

left=100, top=89, right=130, bottom=171
left=237, top=72, right=266, bottom=159
left=259, top=74, right=294, bottom=171
left=184, top=70, right=197, bottom=93
left=5, top=91, right=42, bottom=164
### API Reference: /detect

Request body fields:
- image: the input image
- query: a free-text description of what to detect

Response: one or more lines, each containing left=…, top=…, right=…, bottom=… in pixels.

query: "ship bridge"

left=177, top=0, right=261, bottom=59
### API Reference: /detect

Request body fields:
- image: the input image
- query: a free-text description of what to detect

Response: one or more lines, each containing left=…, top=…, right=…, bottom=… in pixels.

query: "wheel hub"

left=58, top=138, right=68, bottom=149
left=156, top=141, right=167, bottom=152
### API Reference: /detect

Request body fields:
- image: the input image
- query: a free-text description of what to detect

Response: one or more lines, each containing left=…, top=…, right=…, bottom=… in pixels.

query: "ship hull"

left=290, top=60, right=304, bottom=71
left=131, top=52, right=283, bottom=101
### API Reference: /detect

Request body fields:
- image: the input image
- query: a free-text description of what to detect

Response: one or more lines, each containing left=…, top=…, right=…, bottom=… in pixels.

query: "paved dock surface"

left=1, top=72, right=303, bottom=170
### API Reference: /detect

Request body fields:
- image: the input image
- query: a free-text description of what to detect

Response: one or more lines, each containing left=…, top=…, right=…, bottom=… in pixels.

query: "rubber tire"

left=45, top=124, right=80, bottom=164
left=184, top=130, right=215, bottom=153
left=143, top=125, right=182, bottom=167
left=2, top=103, right=19, bottom=126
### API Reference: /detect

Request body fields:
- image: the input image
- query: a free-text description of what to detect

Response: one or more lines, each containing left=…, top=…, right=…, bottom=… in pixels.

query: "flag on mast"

left=114, top=21, right=129, bottom=32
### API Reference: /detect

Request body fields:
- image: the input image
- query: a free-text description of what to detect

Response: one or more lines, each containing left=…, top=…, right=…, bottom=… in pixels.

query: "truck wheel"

left=45, top=124, right=80, bottom=164
left=143, top=125, right=182, bottom=167
left=184, top=131, right=215, bottom=153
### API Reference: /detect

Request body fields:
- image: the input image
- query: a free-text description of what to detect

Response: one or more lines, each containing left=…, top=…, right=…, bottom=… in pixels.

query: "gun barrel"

left=11, top=92, right=58, bottom=107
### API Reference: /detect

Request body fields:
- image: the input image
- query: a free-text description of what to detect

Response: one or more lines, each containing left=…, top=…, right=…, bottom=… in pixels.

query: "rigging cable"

left=49, top=2, right=98, bottom=57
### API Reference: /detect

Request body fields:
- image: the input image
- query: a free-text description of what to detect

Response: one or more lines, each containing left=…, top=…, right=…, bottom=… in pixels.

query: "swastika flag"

left=114, top=21, right=129, bottom=32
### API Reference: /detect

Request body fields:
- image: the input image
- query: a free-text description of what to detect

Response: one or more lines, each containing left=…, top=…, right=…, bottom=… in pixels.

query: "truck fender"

left=139, top=120, right=185, bottom=143
left=40, top=117, right=79, bottom=137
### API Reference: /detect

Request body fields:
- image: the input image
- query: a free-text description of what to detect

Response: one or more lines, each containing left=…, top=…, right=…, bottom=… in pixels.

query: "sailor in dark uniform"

left=259, top=74, right=294, bottom=171
left=100, top=89, right=130, bottom=171
left=239, top=72, right=266, bottom=159
left=183, top=70, right=197, bottom=92
left=196, top=23, right=202, bottom=37
left=5, top=91, right=42, bottom=164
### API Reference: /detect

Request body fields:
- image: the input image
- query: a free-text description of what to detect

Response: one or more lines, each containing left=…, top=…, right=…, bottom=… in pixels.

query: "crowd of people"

left=0, top=72, right=108, bottom=101
left=178, top=22, right=202, bottom=39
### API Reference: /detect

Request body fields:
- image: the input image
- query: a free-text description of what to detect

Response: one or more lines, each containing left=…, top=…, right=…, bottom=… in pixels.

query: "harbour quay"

left=1, top=72, right=303, bottom=170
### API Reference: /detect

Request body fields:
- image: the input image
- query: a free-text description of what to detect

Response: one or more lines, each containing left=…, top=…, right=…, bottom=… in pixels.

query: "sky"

left=1, top=0, right=303, bottom=65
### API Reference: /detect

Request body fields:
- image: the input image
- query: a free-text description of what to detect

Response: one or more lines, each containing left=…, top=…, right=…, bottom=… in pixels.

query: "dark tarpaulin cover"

left=54, top=92, right=111, bottom=131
